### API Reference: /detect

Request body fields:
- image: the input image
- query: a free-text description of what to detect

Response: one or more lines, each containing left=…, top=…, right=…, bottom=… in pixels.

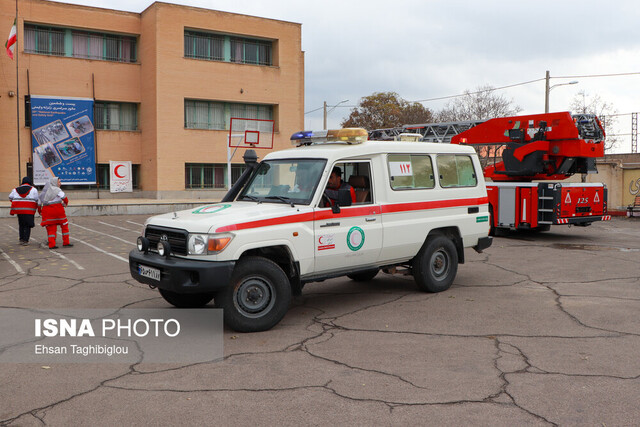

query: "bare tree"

left=436, top=85, right=521, bottom=122
left=341, top=92, right=433, bottom=130
left=569, top=90, right=618, bottom=152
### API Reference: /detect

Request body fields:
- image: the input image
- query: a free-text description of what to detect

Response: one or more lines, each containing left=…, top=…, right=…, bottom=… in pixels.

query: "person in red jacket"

left=38, top=176, right=73, bottom=249
left=9, top=176, right=39, bottom=245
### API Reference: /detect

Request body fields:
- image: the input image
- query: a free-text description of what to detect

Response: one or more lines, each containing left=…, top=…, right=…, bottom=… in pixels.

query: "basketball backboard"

left=228, top=118, right=275, bottom=150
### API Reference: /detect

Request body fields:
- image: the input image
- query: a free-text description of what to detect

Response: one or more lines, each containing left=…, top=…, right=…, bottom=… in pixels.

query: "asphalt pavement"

left=1, top=215, right=639, bottom=425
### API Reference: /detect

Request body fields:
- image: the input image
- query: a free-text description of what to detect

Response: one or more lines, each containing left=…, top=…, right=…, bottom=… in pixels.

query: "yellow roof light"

left=290, top=128, right=368, bottom=146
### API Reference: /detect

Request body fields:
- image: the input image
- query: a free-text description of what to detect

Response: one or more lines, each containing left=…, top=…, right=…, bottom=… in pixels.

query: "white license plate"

left=138, top=264, right=161, bottom=281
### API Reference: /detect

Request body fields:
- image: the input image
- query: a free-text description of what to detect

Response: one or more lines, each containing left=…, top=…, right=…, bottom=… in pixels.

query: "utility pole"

left=323, top=101, right=327, bottom=130
left=544, top=70, right=550, bottom=114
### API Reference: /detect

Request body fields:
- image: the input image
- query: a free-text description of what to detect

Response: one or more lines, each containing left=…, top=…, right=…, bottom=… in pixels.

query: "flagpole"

left=15, top=0, right=21, bottom=181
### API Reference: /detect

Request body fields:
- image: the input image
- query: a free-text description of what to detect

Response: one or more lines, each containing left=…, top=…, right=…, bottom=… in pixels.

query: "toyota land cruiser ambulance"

left=129, top=128, right=492, bottom=332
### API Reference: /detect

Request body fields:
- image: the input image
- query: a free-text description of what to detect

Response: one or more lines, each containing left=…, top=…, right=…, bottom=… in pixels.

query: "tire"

left=159, top=288, right=215, bottom=308
left=216, top=256, right=291, bottom=332
left=347, top=268, right=379, bottom=282
left=412, top=235, right=458, bottom=293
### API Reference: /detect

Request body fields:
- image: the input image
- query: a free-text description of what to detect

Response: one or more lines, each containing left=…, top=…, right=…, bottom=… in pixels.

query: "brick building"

left=0, top=0, right=304, bottom=199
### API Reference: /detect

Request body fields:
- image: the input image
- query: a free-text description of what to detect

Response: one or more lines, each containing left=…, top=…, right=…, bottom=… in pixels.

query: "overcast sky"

left=49, top=0, right=640, bottom=152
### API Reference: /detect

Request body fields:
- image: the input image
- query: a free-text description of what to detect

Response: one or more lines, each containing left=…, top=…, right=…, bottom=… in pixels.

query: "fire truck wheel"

left=158, top=289, right=215, bottom=308
left=412, top=235, right=458, bottom=293
left=217, top=256, right=292, bottom=332
left=347, top=268, right=379, bottom=282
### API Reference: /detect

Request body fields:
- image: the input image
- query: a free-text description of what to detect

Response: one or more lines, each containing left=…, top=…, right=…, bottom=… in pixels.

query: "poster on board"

left=110, top=161, right=133, bottom=193
left=30, top=95, right=96, bottom=185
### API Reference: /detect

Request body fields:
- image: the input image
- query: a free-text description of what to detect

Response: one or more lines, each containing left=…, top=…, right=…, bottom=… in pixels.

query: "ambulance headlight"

left=188, top=234, right=208, bottom=255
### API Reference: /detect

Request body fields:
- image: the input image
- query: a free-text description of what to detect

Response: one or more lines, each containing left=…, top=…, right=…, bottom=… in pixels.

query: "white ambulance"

left=129, top=128, right=492, bottom=332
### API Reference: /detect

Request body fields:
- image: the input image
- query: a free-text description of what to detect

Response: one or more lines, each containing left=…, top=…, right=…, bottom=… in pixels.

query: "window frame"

left=435, top=154, right=479, bottom=188
left=94, top=101, right=139, bottom=131
left=184, top=29, right=273, bottom=66
left=23, top=23, right=137, bottom=63
left=184, top=99, right=274, bottom=131
left=387, top=154, right=436, bottom=191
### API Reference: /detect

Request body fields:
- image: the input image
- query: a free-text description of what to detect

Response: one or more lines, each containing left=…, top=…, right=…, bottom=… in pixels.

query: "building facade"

left=0, top=0, right=304, bottom=199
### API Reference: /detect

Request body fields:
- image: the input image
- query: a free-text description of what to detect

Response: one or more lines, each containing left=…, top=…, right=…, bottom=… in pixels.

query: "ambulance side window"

left=436, top=155, right=478, bottom=188
left=387, top=154, right=435, bottom=190
left=335, top=161, right=373, bottom=205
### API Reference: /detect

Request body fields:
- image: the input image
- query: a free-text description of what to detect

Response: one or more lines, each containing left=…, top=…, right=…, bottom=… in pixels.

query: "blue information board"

left=30, top=95, right=96, bottom=185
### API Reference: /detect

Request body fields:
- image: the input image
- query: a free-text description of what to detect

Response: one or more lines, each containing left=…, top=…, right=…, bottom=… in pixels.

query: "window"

left=185, top=163, right=246, bottom=189
left=230, top=37, right=272, bottom=65
left=94, top=102, right=138, bottom=131
left=184, top=31, right=224, bottom=61
left=388, top=154, right=435, bottom=190
left=436, top=155, right=478, bottom=188
left=185, top=30, right=272, bottom=66
left=72, top=31, right=136, bottom=62
left=24, top=24, right=137, bottom=63
left=333, top=162, right=373, bottom=204
left=23, top=25, right=64, bottom=56
left=184, top=100, right=273, bottom=130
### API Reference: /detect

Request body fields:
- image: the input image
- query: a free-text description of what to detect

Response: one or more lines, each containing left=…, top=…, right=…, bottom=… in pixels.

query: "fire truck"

left=370, top=111, right=612, bottom=234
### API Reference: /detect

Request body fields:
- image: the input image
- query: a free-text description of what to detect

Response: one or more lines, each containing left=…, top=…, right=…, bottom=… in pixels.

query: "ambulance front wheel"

left=216, top=256, right=292, bottom=332
left=412, top=235, right=458, bottom=293
left=159, top=289, right=215, bottom=308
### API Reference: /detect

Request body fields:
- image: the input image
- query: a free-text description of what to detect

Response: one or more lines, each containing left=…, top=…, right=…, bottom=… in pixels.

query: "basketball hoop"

left=227, top=118, right=275, bottom=190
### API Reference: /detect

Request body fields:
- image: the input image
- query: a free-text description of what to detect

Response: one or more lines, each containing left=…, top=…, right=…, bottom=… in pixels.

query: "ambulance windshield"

left=238, top=159, right=327, bottom=205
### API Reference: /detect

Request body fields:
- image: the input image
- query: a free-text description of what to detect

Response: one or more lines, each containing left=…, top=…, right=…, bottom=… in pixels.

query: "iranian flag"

left=5, top=19, right=16, bottom=60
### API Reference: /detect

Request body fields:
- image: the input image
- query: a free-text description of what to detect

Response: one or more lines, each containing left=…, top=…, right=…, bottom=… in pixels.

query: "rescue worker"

left=9, top=177, right=39, bottom=245
left=324, top=166, right=356, bottom=206
left=39, top=176, right=73, bottom=249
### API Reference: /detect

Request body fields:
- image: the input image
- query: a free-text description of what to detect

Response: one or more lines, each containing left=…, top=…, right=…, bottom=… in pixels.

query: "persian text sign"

left=30, top=95, right=96, bottom=185
left=110, top=161, right=133, bottom=193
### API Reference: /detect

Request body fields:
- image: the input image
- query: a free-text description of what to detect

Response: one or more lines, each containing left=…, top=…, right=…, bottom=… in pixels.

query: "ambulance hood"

left=144, top=201, right=308, bottom=234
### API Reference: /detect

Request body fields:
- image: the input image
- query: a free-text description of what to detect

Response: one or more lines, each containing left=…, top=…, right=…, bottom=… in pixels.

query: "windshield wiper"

left=265, top=196, right=295, bottom=207
left=241, top=195, right=262, bottom=203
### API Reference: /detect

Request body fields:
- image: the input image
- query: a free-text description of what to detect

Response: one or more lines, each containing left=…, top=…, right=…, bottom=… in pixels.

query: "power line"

left=305, top=104, right=355, bottom=115
left=305, top=71, right=640, bottom=115
left=555, top=71, right=640, bottom=79
left=410, top=78, right=546, bottom=103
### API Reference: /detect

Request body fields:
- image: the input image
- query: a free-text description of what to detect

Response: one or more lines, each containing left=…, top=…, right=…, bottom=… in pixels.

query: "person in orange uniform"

left=9, top=176, right=39, bottom=245
left=39, top=176, right=73, bottom=249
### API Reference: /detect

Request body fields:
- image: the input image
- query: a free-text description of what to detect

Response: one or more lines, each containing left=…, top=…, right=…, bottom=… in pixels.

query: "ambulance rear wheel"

left=413, top=235, right=458, bottom=293
left=217, top=256, right=291, bottom=332
left=158, top=289, right=215, bottom=308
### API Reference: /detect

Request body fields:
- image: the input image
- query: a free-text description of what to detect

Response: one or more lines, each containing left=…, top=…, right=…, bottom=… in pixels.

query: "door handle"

left=320, top=222, right=340, bottom=228
left=365, top=217, right=377, bottom=222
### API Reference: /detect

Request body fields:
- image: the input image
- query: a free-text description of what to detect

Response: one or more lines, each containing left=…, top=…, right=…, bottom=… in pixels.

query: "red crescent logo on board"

left=114, top=164, right=126, bottom=178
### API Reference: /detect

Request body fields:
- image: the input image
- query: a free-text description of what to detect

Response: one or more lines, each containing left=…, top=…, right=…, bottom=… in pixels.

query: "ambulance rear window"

left=436, top=155, right=477, bottom=188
